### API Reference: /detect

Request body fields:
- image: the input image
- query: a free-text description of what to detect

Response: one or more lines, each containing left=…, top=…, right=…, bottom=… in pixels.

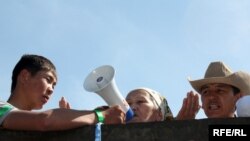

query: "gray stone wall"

left=0, top=117, right=249, bottom=141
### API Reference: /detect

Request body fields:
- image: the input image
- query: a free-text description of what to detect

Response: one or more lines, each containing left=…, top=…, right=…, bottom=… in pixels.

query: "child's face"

left=25, top=70, right=57, bottom=110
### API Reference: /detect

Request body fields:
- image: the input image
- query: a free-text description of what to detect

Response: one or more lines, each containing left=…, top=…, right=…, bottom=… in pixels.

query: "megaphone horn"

left=83, top=65, right=134, bottom=122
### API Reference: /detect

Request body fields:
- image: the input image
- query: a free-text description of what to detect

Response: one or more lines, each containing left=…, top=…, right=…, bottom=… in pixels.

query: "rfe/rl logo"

left=213, top=129, right=247, bottom=136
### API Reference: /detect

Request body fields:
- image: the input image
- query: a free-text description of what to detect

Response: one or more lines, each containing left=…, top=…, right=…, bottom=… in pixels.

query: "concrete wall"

left=0, top=117, right=249, bottom=141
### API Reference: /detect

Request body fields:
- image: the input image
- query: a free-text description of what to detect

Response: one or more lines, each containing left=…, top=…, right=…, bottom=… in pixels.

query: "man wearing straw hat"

left=183, top=61, right=250, bottom=118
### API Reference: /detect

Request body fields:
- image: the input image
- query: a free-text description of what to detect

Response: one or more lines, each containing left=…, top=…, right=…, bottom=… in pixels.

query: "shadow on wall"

left=0, top=117, right=250, bottom=141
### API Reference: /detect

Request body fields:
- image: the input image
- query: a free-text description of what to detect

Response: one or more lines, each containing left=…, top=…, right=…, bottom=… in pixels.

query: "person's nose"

left=47, top=85, right=54, bottom=96
left=130, top=103, right=137, bottom=111
left=206, top=91, right=217, bottom=99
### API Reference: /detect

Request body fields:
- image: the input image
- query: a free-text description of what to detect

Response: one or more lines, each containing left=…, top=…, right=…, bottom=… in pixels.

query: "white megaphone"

left=83, top=65, right=134, bottom=122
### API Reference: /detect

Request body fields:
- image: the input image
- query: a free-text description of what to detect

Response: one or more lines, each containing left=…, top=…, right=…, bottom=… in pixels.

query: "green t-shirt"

left=0, top=101, right=15, bottom=125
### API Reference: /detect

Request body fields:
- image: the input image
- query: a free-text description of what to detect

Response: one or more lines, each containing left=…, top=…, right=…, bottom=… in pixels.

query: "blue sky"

left=1, top=0, right=250, bottom=119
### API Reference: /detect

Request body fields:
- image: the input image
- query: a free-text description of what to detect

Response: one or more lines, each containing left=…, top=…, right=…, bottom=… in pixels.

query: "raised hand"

left=59, top=97, right=71, bottom=109
left=176, top=91, right=201, bottom=120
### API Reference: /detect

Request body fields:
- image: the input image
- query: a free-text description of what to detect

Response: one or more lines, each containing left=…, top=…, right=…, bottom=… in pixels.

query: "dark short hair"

left=11, top=54, right=57, bottom=93
left=232, top=85, right=240, bottom=95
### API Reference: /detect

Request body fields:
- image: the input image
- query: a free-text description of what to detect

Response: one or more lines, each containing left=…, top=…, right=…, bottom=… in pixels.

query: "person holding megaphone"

left=126, top=87, right=174, bottom=123
left=81, top=65, right=194, bottom=123
left=0, top=54, right=125, bottom=132
left=60, top=87, right=175, bottom=123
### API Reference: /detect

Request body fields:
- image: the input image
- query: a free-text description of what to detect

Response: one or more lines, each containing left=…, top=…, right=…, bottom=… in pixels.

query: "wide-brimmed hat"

left=188, top=61, right=250, bottom=95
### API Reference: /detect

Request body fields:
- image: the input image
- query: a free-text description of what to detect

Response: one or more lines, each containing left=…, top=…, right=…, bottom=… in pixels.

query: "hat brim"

left=189, top=71, right=250, bottom=95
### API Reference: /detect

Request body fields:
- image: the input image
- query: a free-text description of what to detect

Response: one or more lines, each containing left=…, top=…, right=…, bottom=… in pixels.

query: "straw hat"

left=188, top=61, right=250, bottom=95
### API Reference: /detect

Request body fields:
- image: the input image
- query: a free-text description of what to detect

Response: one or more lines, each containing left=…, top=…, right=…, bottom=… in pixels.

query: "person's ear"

left=235, top=92, right=243, bottom=101
left=19, top=69, right=30, bottom=83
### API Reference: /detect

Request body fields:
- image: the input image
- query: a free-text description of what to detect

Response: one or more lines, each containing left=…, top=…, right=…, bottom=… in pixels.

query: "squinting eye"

left=137, top=100, right=145, bottom=104
left=201, top=90, right=207, bottom=95
left=46, top=77, right=51, bottom=83
left=217, top=89, right=225, bottom=93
